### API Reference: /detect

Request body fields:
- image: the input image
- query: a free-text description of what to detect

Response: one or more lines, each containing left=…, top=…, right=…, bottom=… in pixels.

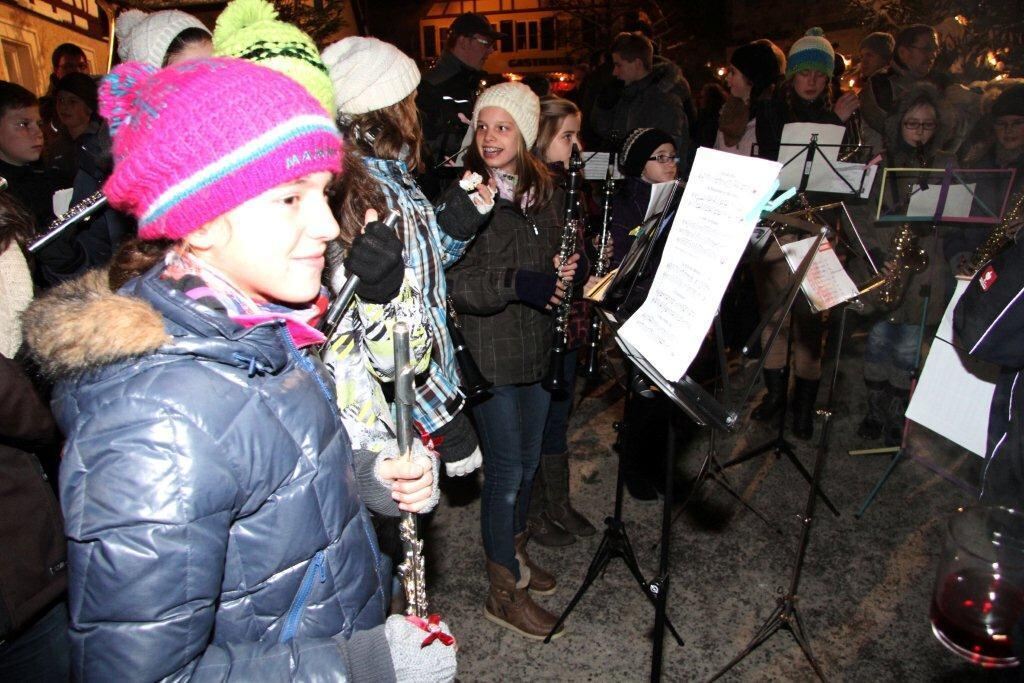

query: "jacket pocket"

left=278, top=551, right=326, bottom=644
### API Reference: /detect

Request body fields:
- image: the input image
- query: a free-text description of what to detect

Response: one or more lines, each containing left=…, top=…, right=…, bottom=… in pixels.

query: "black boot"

left=526, top=464, right=576, bottom=547
left=884, top=387, right=910, bottom=447
left=543, top=452, right=596, bottom=537
left=751, top=369, right=787, bottom=421
left=857, top=381, right=890, bottom=441
left=791, top=377, right=820, bottom=440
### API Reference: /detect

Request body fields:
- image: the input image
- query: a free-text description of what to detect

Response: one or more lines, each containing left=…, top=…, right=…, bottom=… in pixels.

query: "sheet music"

left=779, top=236, right=860, bottom=312
left=644, top=181, right=677, bottom=222
left=619, top=147, right=782, bottom=381
left=807, top=159, right=877, bottom=198
left=583, top=152, right=612, bottom=180
left=905, top=280, right=998, bottom=457
left=776, top=123, right=846, bottom=192
left=905, top=183, right=977, bottom=219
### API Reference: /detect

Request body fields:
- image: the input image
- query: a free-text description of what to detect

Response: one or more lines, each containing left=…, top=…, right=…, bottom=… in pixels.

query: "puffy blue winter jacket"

left=23, top=267, right=395, bottom=682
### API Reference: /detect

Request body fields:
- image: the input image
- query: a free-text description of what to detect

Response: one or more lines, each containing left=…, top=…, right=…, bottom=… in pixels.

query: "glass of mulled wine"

left=930, top=506, right=1024, bottom=668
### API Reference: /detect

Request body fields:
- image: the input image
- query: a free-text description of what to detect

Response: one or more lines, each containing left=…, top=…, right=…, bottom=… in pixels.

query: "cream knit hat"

left=321, top=37, right=421, bottom=116
left=472, top=82, right=540, bottom=148
left=116, top=9, right=209, bottom=68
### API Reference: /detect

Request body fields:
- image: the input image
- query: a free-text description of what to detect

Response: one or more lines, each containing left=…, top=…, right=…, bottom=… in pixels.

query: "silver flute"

left=393, top=322, right=427, bottom=617
left=28, top=191, right=108, bottom=254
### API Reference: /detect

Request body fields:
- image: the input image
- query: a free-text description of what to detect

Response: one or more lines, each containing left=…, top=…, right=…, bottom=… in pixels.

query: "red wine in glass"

left=930, top=569, right=1024, bottom=668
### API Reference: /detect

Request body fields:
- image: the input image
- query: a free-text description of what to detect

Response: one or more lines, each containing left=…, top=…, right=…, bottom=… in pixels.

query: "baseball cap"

left=449, top=12, right=505, bottom=41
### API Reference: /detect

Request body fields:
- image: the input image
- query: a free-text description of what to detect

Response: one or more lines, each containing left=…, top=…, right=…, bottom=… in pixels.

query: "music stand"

left=720, top=224, right=841, bottom=516
left=711, top=303, right=855, bottom=682
left=544, top=310, right=737, bottom=683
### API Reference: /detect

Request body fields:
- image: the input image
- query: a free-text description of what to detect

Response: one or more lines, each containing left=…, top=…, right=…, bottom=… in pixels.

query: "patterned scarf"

left=161, top=251, right=328, bottom=348
left=490, top=169, right=533, bottom=211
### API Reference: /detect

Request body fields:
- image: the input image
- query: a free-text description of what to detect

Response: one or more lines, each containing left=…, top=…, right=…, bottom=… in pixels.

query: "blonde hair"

left=534, top=95, right=580, bottom=162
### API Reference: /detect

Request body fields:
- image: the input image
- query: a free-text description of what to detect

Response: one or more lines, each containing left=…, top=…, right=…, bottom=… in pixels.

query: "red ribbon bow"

left=406, top=614, right=456, bottom=648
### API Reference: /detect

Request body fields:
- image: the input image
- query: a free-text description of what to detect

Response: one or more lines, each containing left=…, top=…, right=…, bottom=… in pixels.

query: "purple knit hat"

left=100, top=57, right=341, bottom=241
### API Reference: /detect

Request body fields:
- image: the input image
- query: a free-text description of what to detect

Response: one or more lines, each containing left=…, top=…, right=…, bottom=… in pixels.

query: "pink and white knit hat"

left=99, top=57, right=342, bottom=241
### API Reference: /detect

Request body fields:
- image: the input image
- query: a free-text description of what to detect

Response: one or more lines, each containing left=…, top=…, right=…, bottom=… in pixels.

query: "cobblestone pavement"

left=423, top=326, right=996, bottom=682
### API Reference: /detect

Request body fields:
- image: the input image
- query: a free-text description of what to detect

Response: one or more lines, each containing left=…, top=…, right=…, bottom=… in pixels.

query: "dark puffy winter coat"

left=591, top=61, right=690, bottom=164
left=447, top=188, right=565, bottom=386
left=22, top=267, right=394, bottom=682
left=0, top=354, right=65, bottom=640
left=954, top=236, right=1024, bottom=508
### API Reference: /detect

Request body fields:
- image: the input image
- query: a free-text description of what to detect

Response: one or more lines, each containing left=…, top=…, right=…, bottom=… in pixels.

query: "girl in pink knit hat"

left=23, top=57, right=454, bottom=681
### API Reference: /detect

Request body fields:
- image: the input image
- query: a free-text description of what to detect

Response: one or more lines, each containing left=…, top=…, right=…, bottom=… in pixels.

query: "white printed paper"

left=776, top=123, right=846, bottom=192
left=644, top=181, right=677, bottom=222
left=780, top=236, right=860, bottom=312
left=905, top=280, right=998, bottom=457
left=584, top=152, right=613, bottom=180
left=808, top=159, right=877, bottom=198
left=619, top=147, right=782, bottom=381
left=905, top=183, right=977, bottom=220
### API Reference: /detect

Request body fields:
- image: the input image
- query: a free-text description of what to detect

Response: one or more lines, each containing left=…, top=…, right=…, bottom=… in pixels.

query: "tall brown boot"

left=514, top=531, right=556, bottom=595
left=484, top=560, right=566, bottom=640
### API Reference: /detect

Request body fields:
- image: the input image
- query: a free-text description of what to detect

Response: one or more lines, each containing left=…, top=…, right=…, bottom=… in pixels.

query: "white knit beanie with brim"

left=472, top=82, right=540, bottom=148
left=116, top=9, right=209, bottom=68
left=321, top=37, right=421, bottom=116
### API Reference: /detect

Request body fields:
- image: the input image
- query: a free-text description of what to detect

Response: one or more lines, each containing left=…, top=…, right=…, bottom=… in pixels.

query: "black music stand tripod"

left=710, top=303, right=854, bottom=682
left=544, top=372, right=686, bottom=666
left=720, top=226, right=840, bottom=516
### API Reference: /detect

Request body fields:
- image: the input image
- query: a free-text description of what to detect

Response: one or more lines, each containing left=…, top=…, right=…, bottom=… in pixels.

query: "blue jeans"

left=0, top=602, right=70, bottom=682
left=473, top=382, right=552, bottom=579
left=864, top=321, right=920, bottom=390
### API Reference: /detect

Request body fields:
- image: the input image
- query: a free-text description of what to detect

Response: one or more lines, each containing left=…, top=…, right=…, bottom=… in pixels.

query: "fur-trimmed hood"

left=883, top=83, right=952, bottom=167
left=22, top=269, right=169, bottom=378
left=23, top=265, right=292, bottom=379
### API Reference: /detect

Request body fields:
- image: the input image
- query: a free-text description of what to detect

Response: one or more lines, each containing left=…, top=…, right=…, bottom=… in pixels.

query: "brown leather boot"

left=514, top=532, right=556, bottom=595
left=484, top=560, right=565, bottom=640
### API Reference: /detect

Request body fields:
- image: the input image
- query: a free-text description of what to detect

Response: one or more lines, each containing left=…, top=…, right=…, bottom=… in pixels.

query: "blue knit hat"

left=787, top=27, right=834, bottom=79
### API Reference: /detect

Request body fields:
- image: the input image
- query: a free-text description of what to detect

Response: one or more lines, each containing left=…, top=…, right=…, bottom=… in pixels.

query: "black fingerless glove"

left=514, top=269, right=557, bottom=310
left=434, top=183, right=490, bottom=240
left=344, top=221, right=405, bottom=304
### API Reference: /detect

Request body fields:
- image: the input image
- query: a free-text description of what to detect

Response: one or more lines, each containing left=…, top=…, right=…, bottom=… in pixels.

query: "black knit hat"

left=54, top=72, right=98, bottom=114
left=619, top=127, right=674, bottom=177
left=992, top=84, right=1024, bottom=119
left=730, top=41, right=782, bottom=98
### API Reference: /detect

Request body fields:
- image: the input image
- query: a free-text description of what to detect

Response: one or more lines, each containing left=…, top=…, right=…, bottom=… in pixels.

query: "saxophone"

left=962, top=189, right=1024, bottom=276
left=857, top=144, right=931, bottom=310
left=541, top=144, right=583, bottom=396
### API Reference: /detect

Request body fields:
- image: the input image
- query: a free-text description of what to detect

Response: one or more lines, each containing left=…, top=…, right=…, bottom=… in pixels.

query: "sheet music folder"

left=599, top=309, right=737, bottom=432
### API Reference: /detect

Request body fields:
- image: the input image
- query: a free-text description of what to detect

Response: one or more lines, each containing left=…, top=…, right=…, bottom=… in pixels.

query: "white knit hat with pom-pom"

left=321, top=37, right=421, bottom=117
left=116, top=9, right=209, bottom=68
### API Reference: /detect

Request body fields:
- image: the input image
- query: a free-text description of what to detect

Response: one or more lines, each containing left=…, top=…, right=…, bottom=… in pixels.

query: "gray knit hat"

left=321, top=37, right=421, bottom=116
left=116, top=9, right=209, bottom=68
left=472, top=82, right=540, bottom=148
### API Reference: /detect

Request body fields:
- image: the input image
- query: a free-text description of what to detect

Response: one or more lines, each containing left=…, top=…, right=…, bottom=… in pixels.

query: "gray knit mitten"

left=375, top=439, right=441, bottom=514
left=384, top=614, right=457, bottom=683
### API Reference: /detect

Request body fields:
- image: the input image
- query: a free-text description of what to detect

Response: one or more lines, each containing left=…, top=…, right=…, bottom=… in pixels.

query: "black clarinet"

left=582, top=149, right=618, bottom=379
left=541, top=144, right=583, bottom=396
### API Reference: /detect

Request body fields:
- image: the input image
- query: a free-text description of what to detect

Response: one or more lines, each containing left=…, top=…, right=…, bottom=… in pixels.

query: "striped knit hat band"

left=100, top=58, right=341, bottom=241
left=787, top=27, right=835, bottom=79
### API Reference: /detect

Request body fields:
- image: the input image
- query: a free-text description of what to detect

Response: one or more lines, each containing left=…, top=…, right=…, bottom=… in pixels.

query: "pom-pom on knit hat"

left=321, top=37, right=420, bottom=117
left=472, top=81, right=540, bottom=148
left=787, top=27, right=835, bottom=79
left=212, top=0, right=335, bottom=116
left=99, top=57, right=341, bottom=242
left=116, top=9, right=210, bottom=68
left=618, top=127, right=673, bottom=177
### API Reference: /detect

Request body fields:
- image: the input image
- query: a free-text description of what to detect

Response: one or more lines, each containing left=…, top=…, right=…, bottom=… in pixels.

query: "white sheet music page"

left=619, top=147, right=782, bottom=381
left=906, top=279, right=998, bottom=457
left=780, top=236, right=860, bottom=313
